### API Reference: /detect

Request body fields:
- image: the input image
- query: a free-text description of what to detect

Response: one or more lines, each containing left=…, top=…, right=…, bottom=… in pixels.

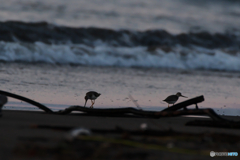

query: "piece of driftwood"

left=58, top=106, right=233, bottom=121
left=0, top=94, right=8, bottom=117
left=59, top=95, right=205, bottom=115
left=0, top=90, right=238, bottom=123
left=156, top=108, right=231, bottom=121
left=161, top=95, right=204, bottom=111
left=0, top=90, right=53, bottom=113
left=58, top=106, right=157, bottom=117
left=0, top=90, right=204, bottom=116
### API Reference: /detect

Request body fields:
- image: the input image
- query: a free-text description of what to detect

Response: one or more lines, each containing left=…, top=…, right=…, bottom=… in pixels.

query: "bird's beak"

left=181, top=95, right=187, bottom=98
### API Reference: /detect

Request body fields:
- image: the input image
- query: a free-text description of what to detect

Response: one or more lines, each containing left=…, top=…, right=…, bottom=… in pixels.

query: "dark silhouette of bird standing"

left=163, top=92, right=187, bottom=107
left=84, top=91, right=101, bottom=108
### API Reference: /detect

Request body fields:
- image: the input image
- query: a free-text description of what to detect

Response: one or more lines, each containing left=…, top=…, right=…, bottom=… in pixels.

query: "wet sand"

left=1, top=63, right=240, bottom=115
left=0, top=110, right=240, bottom=159
left=0, top=63, right=240, bottom=159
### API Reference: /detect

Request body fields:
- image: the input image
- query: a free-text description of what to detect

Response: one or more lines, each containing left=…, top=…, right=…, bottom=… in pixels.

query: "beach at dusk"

left=0, top=0, right=240, bottom=159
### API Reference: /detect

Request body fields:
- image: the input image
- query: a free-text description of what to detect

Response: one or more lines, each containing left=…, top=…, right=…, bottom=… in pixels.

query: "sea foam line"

left=0, top=41, right=239, bottom=71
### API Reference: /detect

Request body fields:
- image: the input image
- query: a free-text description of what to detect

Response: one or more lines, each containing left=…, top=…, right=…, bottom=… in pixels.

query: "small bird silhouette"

left=163, top=92, right=187, bottom=107
left=84, top=91, right=101, bottom=108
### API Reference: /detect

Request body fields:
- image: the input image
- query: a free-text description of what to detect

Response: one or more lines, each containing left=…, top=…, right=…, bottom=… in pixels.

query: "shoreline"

left=3, top=102, right=240, bottom=116
left=1, top=62, right=240, bottom=116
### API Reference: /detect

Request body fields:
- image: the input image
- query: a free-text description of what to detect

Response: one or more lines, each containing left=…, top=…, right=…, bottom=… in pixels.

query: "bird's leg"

left=168, top=104, right=169, bottom=107
left=84, top=99, right=88, bottom=107
left=195, top=103, right=199, bottom=109
left=90, top=100, right=94, bottom=108
left=92, top=100, right=95, bottom=108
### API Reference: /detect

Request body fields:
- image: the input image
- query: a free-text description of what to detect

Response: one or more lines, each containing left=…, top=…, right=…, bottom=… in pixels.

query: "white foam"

left=0, top=41, right=240, bottom=71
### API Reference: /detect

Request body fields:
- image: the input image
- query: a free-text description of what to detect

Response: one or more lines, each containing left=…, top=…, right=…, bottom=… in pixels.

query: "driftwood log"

left=161, top=95, right=204, bottom=111
left=0, top=90, right=239, bottom=123
left=0, top=90, right=53, bottom=113
left=58, top=96, right=205, bottom=115
left=58, top=106, right=230, bottom=121
left=0, top=94, right=8, bottom=117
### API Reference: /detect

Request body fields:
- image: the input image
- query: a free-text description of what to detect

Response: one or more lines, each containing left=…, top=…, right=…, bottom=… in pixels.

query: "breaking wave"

left=0, top=41, right=239, bottom=71
left=0, top=21, right=239, bottom=71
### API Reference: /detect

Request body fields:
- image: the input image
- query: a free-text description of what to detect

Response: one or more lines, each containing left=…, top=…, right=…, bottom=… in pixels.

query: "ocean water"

left=1, top=0, right=240, bottom=33
left=0, top=0, right=240, bottom=115
left=0, top=0, right=239, bottom=71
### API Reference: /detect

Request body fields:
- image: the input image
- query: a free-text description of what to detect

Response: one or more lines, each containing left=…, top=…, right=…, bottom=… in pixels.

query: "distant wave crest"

left=0, top=21, right=240, bottom=49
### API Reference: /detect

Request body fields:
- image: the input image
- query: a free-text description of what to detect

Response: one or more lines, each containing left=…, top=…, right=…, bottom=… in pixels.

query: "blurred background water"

left=0, top=0, right=240, bottom=34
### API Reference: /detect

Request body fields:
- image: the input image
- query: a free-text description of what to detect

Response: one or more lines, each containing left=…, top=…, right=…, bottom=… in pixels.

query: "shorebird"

left=84, top=91, right=101, bottom=108
left=163, top=92, right=187, bottom=107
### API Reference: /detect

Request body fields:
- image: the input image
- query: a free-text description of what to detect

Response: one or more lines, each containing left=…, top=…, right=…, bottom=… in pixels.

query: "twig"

left=128, top=94, right=142, bottom=110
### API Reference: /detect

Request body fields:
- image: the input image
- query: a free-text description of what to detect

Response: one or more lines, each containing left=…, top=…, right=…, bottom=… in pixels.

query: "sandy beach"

left=0, top=0, right=240, bottom=159
left=0, top=110, right=240, bottom=160
left=1, top=63, right=240, bottom=115
left=0, top=63, right=239, bottom=159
